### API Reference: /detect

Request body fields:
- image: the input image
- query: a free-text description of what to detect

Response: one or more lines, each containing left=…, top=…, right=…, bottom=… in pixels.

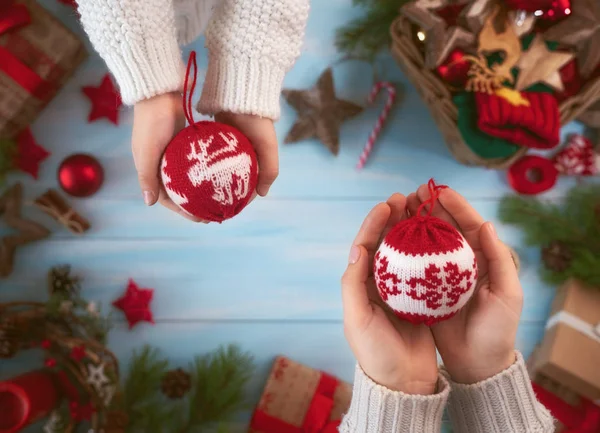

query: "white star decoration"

left=87, top=363, right=109, bottom=390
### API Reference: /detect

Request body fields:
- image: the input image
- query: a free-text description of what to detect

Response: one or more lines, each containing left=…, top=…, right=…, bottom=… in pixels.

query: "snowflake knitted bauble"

left=160, top=52, right=258, bottom=222
left=374, top=180, right=478, bottom=325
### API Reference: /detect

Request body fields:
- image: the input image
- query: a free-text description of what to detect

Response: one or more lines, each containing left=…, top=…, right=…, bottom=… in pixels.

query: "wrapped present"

left=249, top=356, right=352, bottom=433
left=530, top=279, right=600, bottom=402
left=0, top=0, right=87, bottom=139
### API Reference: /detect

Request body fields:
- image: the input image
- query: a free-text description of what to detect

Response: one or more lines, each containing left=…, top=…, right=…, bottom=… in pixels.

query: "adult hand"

left=132, top=92, right=205, bottom=222
left=341, top=194, right=439, bottom=395
left=215, top=112, right=279, bottom=197
left=407, top=185, right=522, bottom=384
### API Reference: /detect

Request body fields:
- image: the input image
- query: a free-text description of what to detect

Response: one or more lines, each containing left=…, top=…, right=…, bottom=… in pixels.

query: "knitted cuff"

left=102, top=38, right=184, bottom=105
left=197, top=56, right=285, bottom=120
left=443, top=352, right=555, bottom=433
left=339, top=365, right=449, bottom=433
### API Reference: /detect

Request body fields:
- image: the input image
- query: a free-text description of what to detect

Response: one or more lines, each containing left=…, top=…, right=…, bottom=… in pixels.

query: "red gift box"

left=249, top=357, right=352, bottom=433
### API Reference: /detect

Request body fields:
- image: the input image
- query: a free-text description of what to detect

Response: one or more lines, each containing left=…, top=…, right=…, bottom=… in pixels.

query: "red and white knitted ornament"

left=160, top=52, right=258, bottom=222
left=554, top=135, right=599, bottom=176
left=374, top=180, right=478, bottom=325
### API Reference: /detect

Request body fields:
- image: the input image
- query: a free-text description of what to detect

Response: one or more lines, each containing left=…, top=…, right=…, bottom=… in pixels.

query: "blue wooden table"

left=0, top=1, right=590, bottom=431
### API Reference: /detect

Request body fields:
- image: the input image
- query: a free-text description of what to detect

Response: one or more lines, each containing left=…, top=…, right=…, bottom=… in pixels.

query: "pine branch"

left=178, top=345, right=255, bottom=432
left=336, top=0, right=409, bottom=60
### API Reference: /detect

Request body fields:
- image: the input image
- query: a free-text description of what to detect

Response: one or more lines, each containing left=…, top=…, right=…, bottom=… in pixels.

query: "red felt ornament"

left=373, top=179, right=478, bottom=326
left=475, top=91, right=560, bottom=149
left=437, top=49, right=471, bottom=88
left=160, top=52, right=258, bottom=222
left=112, top=279, right=154, bottom=329
left=14, top=128, right=49, bottom=179
left=82, top=74, right=122, bottom=125
left=0, top=371, right=60, bottom=433
left=57, top=154, right=104, bottom=198
left=507, top=155, right=558, bottom=195
left=556, top=59, right=583, bottom=102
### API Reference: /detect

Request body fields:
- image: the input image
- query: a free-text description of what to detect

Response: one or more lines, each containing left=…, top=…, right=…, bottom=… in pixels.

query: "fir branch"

left=178, top=345, right=255, bottom=432
left=336, top=0, right=409, bottom=60
left=0, top=139, right=17, bottom=184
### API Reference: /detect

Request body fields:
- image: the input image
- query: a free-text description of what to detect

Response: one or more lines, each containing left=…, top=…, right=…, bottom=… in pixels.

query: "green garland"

left=335, top=0, right=409, bottom=60
left=499, top=184, right=600, bottom=288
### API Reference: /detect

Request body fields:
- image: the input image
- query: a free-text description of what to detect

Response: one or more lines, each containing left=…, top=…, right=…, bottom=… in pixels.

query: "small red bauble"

left=437, top=49, right=471, bottom=88
left=373, top=180, right=478, bottom=326
left=161, top=121, right=258, bottom=222
left=58, top=154, right=104, bottom=198
left=504, top=0, right=570, bottom=20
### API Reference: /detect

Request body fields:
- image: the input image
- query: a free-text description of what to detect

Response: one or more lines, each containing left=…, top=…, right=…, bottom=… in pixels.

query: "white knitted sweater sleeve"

left=197, top=0, right=310, bottom=119
left=77, top=0, right=185, bottom=105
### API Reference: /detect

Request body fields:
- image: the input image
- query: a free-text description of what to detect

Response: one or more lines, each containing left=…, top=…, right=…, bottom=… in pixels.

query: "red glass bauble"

left=437, top=49, right=471, bottom=88
left=58, top=154, right=104, bottom=198
left=504, top=0, right=570, bottom=21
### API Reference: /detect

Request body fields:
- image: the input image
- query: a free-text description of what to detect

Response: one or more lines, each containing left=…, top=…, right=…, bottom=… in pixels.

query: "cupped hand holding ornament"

left=341, top=193, right=439, bottom=395
left=407, top=185, right=522, bottom=384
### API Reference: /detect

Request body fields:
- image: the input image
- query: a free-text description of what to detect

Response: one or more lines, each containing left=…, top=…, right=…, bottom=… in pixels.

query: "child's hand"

left=342, top=194, right=439, bottom=395
left=215, top=112, right=279, bottom=197
left=132, top=92, right=205, bottom=222
left=407, top=185, right=522, bottom=384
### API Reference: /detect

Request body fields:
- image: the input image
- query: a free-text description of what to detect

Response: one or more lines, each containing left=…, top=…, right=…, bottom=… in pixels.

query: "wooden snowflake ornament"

left=374, top=180, right=478, bottom=325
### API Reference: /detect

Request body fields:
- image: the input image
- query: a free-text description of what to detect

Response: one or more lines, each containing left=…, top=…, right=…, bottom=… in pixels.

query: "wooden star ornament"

left=0, top=184, right=50, bottom=278
left=515, top=35, right=574, bottom=91
left=112, top=279, right=154, bottom=329
left=543, top=0, right=600, bottom=78
left=282, top=68, right=363, bottom=156
left=82, top=74, right=123, bottom=125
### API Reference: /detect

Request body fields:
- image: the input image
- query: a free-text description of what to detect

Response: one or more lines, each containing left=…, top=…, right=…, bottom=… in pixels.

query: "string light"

left=417, top=31, right=426, bottom=41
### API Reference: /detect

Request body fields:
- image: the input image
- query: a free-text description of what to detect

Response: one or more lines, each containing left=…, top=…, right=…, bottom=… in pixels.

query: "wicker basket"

left=390, top=15, right=600, bottom=169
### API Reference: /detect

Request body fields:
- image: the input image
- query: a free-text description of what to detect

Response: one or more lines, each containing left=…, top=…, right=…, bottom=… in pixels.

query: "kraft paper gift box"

left=249, top=356, right=352, bottom=433
left=530, top=279, right=600, bottom=401
left=0, top=0, right=87, bottom=139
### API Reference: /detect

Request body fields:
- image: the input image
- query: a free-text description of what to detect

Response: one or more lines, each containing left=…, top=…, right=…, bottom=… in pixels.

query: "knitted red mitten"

left=374, top=180, right=478, bottom=326
left=475, top=91, right=560, bottom=149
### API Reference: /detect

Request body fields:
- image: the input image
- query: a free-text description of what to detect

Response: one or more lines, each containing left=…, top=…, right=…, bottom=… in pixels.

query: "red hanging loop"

left=182, top=51, right=198, bottom=127
left=416, top=178, right=448, bottom=217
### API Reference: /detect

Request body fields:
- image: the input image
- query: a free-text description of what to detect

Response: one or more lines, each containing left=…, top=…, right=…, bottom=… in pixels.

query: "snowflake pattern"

left=374, top=252, right=403, bottom=301
left=406, top=259, right=476, bottom=310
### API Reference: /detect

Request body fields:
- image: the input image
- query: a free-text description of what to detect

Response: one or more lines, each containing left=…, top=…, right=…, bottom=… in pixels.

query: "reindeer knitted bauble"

left=374, top=181, right=478, bottom=325
left=160, top=52, right=258, bottom=222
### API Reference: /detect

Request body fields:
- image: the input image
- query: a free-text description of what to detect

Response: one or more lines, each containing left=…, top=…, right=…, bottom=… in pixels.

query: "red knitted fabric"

left=373, top=181, right=478, bottom=326
left=475, top=92, right=560, bottom=149
left=161, top=121, right=258, bottom=222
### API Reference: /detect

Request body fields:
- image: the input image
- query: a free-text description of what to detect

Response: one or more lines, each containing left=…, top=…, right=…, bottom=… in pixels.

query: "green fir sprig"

left=499, top=185, right=600, bottom=288
left=335, top=0, right=410, bottom=60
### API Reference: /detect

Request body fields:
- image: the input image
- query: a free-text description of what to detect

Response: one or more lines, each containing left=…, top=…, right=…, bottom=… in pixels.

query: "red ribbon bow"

left=533, top=382, right=600, bottom=433
left=0, top=2, right=53, bottom=99
left=251, top=372, right=342, bottom=433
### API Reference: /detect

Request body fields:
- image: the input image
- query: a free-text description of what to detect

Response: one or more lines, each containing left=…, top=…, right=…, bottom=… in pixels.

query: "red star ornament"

left=14, top=128, right=50, bottom=179
left=112, top=279, right=154, bottom=329
left=82, top=74, right=123, bottom=125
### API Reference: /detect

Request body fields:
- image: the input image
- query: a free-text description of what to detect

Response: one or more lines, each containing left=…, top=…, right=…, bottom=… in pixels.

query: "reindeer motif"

left=186, top=132, right=253, bottom=205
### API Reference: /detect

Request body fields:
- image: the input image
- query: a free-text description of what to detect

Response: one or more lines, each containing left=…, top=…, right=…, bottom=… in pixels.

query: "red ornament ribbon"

left=0, top=3, right=54, bottom=99
left=532, top=382, right=600, bottom=433
left=250, top=372, right=342, bottom=433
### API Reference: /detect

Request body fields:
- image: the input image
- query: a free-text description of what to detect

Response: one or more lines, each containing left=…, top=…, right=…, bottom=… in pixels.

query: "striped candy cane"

left=357, top=82, right=396, bottom=170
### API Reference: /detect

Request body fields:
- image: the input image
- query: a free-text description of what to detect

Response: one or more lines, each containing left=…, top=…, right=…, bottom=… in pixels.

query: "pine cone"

left=0, top=318, right=20, bottom=359
left=161, top=368, right=192, bottom=399
left=541, top=241, right=572, bottom=272
left=49, top=265, right=80, bottom=295
left=104, top=410, right=129, bottom=433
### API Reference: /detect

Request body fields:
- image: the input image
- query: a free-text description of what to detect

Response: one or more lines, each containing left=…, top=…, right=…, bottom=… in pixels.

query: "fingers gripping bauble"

left=374, top=181, right=478, bottom=325
left=161, top=121, right=258, bottom=222
left=159, top=52, right=258, bottom=222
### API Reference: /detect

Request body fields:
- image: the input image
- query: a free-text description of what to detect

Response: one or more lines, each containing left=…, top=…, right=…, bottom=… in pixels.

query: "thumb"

left=479, top=222, right=520, bottom=297
left=341, top=245, right=372, bottom=329
left=132, top=141, right=163, bottom=207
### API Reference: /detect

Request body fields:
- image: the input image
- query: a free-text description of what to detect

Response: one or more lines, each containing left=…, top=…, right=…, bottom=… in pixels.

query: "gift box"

left=529, top=279, right=600, bottom=402
left=0, top=0, right=87, bottom=139
left=249, top=357, right=352, bottom=433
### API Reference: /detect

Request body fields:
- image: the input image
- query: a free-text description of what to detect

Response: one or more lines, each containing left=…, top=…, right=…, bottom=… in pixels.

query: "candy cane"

left=356, top=82, right=396, bottom=170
